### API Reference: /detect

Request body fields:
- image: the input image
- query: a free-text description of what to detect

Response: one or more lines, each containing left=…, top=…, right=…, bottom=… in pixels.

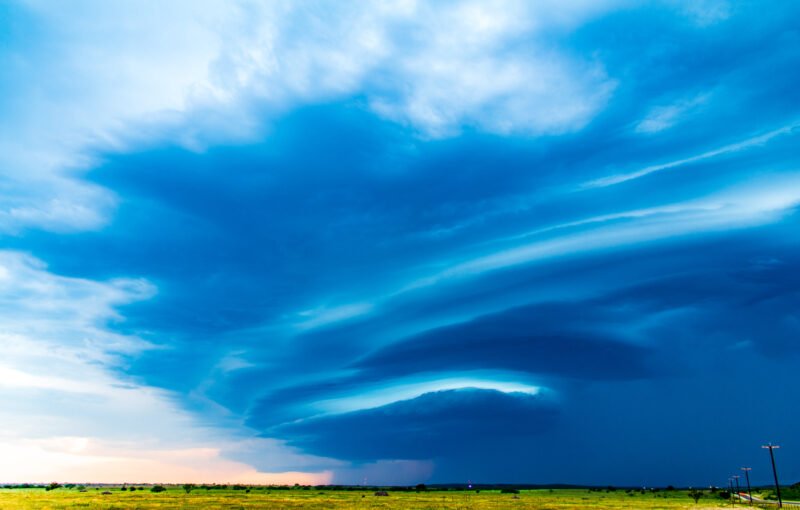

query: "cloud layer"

left=1, top=0, right=799, bottom=486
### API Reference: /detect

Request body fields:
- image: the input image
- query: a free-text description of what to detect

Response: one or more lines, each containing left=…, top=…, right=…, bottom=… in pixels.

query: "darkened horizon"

left=1, top=0, right=798, bottom=487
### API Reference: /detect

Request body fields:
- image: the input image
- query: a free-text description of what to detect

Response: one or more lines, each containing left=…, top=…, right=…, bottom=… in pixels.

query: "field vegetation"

left=0, top=485, right=745, bottom=509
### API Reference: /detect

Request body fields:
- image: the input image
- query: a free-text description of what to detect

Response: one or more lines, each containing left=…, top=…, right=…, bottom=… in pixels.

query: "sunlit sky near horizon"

left=1, top=0, right=799, bottom=486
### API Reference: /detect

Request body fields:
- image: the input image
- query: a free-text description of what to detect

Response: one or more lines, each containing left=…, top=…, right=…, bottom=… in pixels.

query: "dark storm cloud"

left=352, top=305, right=654, bottom=380
left=275, top=388, right=557, bottom=461
left=3, top=0, right=800, bottom=485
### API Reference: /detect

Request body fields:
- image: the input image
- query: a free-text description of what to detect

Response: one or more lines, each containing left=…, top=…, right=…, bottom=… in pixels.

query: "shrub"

left=45, top=482, right=62, bottom=491
left=183, top=484, right=195, bottom=493
left=151, top=485, right=167, bottom=493
left=501, top=488, right=520, bottom=494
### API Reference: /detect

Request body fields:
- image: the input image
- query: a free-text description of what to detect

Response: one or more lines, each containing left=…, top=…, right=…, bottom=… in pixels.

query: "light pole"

left=741, top=468, right=752, bottom=506
left=762, top=444, right=782, bottom=508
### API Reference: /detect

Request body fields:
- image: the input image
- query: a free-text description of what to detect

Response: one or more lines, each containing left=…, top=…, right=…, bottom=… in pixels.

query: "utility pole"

left=733, top=475, right=741, bottom=502
left=729, top=478, right=735, bottom=506
left=762, top=444, right=782, bottom=508
left=741, top=468, right=752, bottom=506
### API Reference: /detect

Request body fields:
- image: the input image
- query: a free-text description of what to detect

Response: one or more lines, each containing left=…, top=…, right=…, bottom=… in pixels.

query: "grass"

left=0, top=487, right=736, bottom=509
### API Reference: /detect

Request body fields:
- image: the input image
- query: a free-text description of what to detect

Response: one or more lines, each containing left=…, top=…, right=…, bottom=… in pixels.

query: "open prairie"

left=0, top=488, right=736, bottom=509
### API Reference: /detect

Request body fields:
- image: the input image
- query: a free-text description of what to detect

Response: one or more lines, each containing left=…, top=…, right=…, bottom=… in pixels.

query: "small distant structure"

left=374, top=491, right=389, bottom=497
left=100, top=491, right=112, bottom=495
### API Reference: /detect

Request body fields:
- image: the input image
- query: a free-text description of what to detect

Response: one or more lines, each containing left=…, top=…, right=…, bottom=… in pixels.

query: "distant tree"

left=718, top=490, right=730, bottom=500
left=501, top=488, right=520, bottom=494
left=151, top=485, right=167, bottom=493
left=45, top=482, right=62, bottom=491
left=688, top=489, right=703, bottom=503
left=666, top=485, right=676, bottom=491
left=415, top=483, right=427, bottom=492
left=129, top=487, right=136, bottom=492
left=183, top=484, right=195, bottom=493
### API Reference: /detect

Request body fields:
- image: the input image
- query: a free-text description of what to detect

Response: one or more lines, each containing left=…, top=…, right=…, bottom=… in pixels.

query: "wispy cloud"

left=584, top=122, right=800, bottom=188
left=634, top=92, right=710, bottom=134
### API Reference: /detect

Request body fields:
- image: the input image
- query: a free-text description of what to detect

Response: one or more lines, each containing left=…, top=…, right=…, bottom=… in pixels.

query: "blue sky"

left=1, top=0, right=799, bottom=486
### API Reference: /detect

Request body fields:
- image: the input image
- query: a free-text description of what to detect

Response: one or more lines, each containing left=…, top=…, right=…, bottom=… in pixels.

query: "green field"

left=0, top=487, right=740, bottom=509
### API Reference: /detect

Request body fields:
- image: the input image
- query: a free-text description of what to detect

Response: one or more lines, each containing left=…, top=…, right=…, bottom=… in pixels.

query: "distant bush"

left=45, top=482, right=62, bottom=491
left=688, top=489, right=704, bottom=503
left=718, top=490, right=730, bottom=500
left=151, top=485, right=167, bottom=493
left=183, top=484, right=195, bottom=493
left=500, top=488, right=520, bottom=494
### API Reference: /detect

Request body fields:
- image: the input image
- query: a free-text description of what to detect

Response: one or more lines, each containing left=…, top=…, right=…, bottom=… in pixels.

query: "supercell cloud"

left=1, top=0, right=799, bottom=486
